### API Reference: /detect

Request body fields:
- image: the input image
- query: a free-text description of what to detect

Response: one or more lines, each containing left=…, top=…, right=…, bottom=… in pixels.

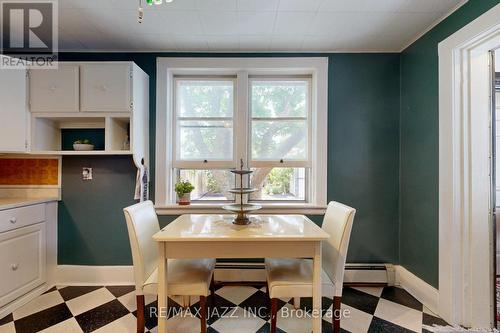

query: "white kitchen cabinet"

left=27, top=61, right=149, bottom=170
left=0, top=200, right=57, bottom=319
left=0, top=223, right=46, bottom=308
left=29, top=64, right=79, bottom=113
left=0, top=56, right=28, bottom=153
left=80, top=63, right=132, bottom=112
left=0, top=203, right=45, bottom=233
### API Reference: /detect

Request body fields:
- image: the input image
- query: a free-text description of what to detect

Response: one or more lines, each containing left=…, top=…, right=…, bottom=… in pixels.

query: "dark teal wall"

left=57, top=53, right=401, bottom=265
left=330, top=54, right=400, bottom=262
left=58, top=156, right=137, bottom=265
left=399, top=0, right=499, bottom=288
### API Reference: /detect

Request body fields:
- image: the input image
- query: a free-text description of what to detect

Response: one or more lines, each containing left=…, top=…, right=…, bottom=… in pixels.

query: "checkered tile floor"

left=0, top=284, right=447, bottom=333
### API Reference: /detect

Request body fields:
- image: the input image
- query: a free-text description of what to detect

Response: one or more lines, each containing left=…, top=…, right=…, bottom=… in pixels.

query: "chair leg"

left=270, top=298, right=278, bottom=333
left=200, top=295, right=207, bottom=333
left=265, top=282, right=270, bottom=309
left=332, top=296, right=341, bottom=333
left=210, top=275, right=216, bottom=308
left=136, top=295, right=145, bottom=333
left=181, top=295, right=190, bottom=308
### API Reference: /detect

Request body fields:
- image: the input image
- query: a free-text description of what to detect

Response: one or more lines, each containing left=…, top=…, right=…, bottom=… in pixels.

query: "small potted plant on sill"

left=175, top=180, right=195, bottom=206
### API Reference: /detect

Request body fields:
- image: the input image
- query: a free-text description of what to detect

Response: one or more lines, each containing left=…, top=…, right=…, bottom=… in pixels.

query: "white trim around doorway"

left=438, top=3, right=500, bottom=328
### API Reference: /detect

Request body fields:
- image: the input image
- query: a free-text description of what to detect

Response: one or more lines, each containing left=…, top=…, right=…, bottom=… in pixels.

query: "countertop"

left=0, top=197, right=58, bottom=210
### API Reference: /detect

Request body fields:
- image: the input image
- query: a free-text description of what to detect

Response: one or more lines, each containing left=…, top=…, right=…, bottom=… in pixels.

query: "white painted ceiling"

left=58, top=0, right=467, bottom=52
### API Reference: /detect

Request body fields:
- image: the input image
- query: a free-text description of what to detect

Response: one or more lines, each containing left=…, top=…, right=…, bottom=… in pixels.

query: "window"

left=174, top=78, right=235, bottom=164
left=250, top=78, right=310, bottom=202
left=156, top=58, right=327, bottom=212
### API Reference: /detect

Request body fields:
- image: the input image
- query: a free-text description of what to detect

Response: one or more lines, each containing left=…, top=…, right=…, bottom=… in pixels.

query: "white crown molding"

left=399, top=0, right=469, bottom=52
left=56, top=49, right=400, bottom=53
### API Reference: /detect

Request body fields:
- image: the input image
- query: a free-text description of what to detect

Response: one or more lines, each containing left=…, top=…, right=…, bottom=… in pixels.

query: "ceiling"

left=57, top=0, right=467, bottom=52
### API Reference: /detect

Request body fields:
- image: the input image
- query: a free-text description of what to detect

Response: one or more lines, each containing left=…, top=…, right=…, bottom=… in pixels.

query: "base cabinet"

left=0, top=223, right=46, bottom=308
left=0, top=201, right=56, bottom=319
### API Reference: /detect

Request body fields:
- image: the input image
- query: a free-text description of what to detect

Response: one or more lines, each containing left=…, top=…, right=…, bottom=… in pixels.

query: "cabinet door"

left=0, top=59, right=27, bottom=153
left=80, top=63, right=132, bottom=112
left=29, top=64, right=79, bottom=112
left=0, top=223, right=46, bottom=308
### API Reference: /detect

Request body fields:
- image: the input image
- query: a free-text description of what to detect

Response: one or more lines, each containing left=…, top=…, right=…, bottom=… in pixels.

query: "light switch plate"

left=82, top=167, right=92, bottom=180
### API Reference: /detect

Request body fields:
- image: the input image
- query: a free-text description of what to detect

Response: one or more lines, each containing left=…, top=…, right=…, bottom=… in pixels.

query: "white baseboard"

left=344, top=264, right=394, bottom=285
left=54, top=263, right=394, bottom=286
left=0, top=284, right=48, bottom=320
left=215, top=263, right=393, bottom=284
left=395, top=265, right=439, bottom=314
left=55, top=265, right=135, bottom=286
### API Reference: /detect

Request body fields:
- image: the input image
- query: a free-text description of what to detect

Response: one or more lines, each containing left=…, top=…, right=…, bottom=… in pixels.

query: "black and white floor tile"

left=0, top=285, right=447, bottom=333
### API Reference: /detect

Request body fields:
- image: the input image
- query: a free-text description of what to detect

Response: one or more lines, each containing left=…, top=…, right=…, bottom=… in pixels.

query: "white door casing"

left=439, top=3, right=500, bottom=328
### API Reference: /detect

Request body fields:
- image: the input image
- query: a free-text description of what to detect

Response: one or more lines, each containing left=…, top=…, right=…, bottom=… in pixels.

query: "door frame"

left=439, top=4, right=500, bottom=328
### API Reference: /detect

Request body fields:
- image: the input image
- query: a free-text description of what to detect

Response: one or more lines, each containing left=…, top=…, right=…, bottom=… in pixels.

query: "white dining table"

left=153, top=214, right=329, bottom=333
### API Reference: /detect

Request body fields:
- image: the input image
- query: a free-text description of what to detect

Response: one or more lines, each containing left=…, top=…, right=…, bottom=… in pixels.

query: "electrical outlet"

left=82, top=167, right=92, bottom=180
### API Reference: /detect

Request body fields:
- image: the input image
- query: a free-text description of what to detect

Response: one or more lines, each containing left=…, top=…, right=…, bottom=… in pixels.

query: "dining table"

left=153, top=214, right=330, bottom=333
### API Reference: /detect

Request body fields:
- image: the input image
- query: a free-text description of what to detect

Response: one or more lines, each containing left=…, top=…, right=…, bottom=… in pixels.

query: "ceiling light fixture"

left=138, top=0, right=174, bottom=23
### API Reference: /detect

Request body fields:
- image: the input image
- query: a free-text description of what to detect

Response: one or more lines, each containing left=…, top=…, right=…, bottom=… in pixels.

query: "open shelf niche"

left=31, top=113, right=132, bottom=155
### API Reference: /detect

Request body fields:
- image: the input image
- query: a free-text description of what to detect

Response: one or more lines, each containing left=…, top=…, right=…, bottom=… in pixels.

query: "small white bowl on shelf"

left=73, top=144, right=94, bottom=151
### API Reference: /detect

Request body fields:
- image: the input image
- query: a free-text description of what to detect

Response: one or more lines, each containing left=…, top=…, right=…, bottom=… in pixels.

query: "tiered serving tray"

left=222, top=168, right=261, bottom=225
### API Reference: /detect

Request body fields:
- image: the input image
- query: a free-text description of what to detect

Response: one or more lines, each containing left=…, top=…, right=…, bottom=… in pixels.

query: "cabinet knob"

left=9, top=217, right=17, bottom=224
left=49, top=85, right=57, bottom=91
left=11, top=264, right=19, bottom=271
left=100, top=85, right=108, bottom=91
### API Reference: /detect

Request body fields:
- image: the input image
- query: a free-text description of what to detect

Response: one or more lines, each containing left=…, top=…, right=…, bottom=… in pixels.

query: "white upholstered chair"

left=265, top=201, right=356, bottom=333
left=123, top=201, right=216, bottom=333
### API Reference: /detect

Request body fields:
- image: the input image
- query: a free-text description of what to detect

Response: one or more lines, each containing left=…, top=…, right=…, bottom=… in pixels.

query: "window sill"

left=154, top=203, right=327, bottom=215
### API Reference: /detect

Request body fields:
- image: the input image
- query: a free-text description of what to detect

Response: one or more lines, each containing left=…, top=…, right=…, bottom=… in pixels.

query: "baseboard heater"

left=214, top=262, right=393, bottom=286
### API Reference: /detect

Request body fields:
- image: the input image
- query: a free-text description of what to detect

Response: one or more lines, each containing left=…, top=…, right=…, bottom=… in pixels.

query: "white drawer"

left=0, top=204, right=45, bottom=233
left=0, top=223, right=46, bottom=308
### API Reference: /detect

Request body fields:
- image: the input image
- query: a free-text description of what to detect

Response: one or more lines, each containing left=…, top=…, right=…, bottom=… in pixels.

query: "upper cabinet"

left=29, top=62, right=134, bottom=114
left=80, top=63, right=132, bottom=112
left=26, top=61, right=149, bottom=169
left=29, top=64, right=79, bottom=113
left=0, top=56, right=28, bottom=153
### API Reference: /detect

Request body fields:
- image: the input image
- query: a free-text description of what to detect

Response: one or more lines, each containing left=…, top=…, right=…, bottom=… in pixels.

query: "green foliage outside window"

left=264, top=168, right=294, bottom=195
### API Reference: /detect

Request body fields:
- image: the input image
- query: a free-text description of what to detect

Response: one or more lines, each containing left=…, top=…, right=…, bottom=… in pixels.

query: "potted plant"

left=73, top=139, right=94, bottom=151
left=175, top=180, right=195, bottom=205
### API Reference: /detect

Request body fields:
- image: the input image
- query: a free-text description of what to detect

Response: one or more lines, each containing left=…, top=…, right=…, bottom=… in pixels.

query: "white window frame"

left=155, top=57, right=328, bottom=215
